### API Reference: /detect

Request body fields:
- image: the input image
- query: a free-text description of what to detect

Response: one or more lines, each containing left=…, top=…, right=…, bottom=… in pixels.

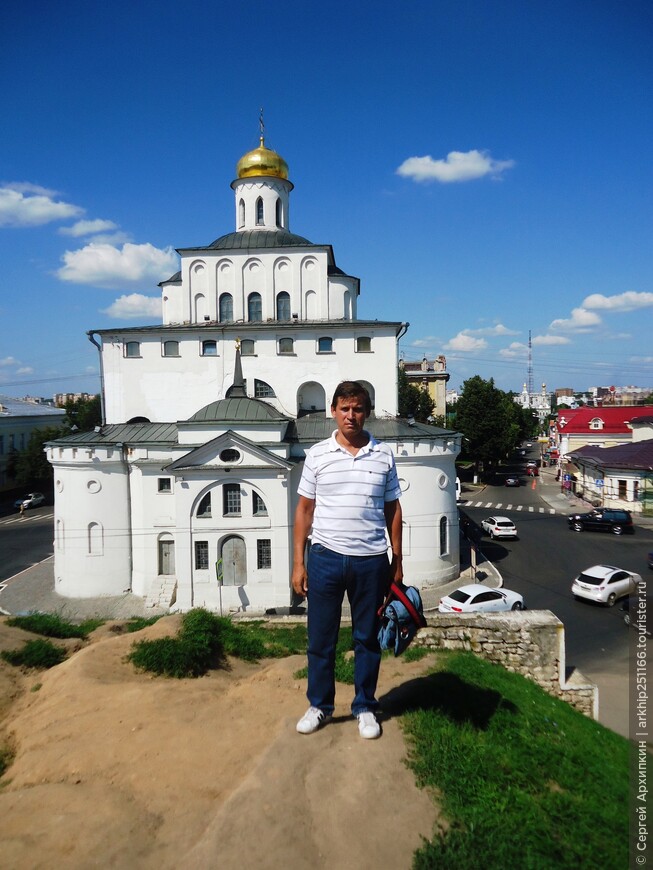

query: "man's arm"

left=291, top=495, right=315, bottom=596
left=384, top=498, right=403, bottom=585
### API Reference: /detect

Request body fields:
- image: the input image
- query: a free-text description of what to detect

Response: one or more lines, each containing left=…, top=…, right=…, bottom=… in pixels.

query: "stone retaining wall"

left=415, top=610, right=598, bottom=719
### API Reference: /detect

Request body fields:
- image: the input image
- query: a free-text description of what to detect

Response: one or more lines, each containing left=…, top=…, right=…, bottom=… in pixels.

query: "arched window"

left=240, top=339, right=255, bottom=356
left=439, top=516, right=448, bottom=556
left=197, top=493, right=212, bottom=518
left=278, top=337, right=294, bottom=355
left=248, top=292, right=262, bottom=322
left=275, top=198, right=282, bottom=227
left=276, top=292, right=291, bottom=321
left=256, top=197, right=264, bottom=225
left=88, top=522, right=103, bottom=555
left=201, top=340, right=217, bottom=356
left=317, top=336, right=333, bottom=353
left=238, top=198, right=245, bottom=228
left=356, top=336, right=372, bottom=353
left=163, top=340, right=179, bottom=357
left=255, top=379, right=276, bottom=398
left=253, top=491, right=268, bottom=516
left=219, top=293, right=233, bottom=322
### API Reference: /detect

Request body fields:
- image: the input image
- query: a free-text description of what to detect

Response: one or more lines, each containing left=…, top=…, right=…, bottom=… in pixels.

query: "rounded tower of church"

left=231, top=135, right=293, bottom=232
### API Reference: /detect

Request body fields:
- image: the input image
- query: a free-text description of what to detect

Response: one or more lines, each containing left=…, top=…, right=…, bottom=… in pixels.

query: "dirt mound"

left=0, top=617, right=441, bottom=869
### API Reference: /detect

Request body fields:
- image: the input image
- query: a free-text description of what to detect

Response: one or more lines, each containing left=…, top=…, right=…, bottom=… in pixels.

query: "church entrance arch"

left=220, top=536, right=247, bottom=586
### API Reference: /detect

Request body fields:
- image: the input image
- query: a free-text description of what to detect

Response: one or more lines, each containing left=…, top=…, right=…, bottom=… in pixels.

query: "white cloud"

left=101, top=293, right=162, bottom=319
left=630, top=356, right=653, bottom=364
left=16, top=366, right=34, bottom=375
left=409, top=336, right=441, bottom=348
left=57, top=242, right=178, bottom=288
left=531, top=335, right=571, bottom=346
left=59, top=219, right=118, bottom=237
left=443, top=332, right=488, bottom=352
left=0, top=183, right=84, bottom=227
left=466, top=323, right=519, bottom=337
left=396, top=149, right=515, bottom=183
left=582, top=291, right=653, bottom=312
left=549, top=307, right=602, bottom=332
left=499, top=342, right=528, bottom=358
left=0, top=356, right=18, bottom=366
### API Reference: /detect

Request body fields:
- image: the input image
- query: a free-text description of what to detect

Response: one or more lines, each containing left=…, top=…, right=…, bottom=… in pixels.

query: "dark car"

left=568, top=508, right=634, bottom=536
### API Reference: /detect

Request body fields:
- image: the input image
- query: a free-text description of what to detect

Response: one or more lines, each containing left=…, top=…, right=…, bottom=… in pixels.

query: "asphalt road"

left=0, top=506, right=55, bottom=582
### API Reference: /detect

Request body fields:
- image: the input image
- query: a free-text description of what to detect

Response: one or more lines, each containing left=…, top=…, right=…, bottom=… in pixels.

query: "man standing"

left=292, top=381, right=403, bottom=739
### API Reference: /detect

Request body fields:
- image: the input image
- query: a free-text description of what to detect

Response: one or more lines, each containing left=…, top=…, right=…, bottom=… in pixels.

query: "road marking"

left=495, top=503, right=502, bottom=509
left=516, top=505, right=523, bottom=511
left=506, top=504, right=513, bottom=510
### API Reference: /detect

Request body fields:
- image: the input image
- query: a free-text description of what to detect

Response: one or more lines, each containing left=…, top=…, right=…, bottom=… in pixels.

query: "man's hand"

left=292, top=564, right=308, bottom=597
left=388, top=554, right=403, bottom=589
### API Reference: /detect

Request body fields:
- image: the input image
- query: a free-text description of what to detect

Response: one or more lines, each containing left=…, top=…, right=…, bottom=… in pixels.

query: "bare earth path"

left=0, top=617, right=442, bottom=869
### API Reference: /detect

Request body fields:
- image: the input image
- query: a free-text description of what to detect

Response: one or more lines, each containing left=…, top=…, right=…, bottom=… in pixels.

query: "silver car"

left=571, top=564, right=640, bottom=607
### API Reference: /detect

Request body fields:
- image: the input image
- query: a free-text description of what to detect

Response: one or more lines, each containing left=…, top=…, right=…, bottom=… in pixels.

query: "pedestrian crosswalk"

left=459, top=501, right=557, bottom=514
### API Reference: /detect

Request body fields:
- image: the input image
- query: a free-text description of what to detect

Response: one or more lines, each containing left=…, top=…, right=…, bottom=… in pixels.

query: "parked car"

left=526, top=466, right=539, bottom=477
left=621, top=596, right=652, bottom=636
left=14, top=492, right=45, bottom=510
left=504, top=476, right=521, bottom=487
left=481, top=516, right=518, bottom=539
left=571, top=564, right=641, bottom=606
left=439, top=583, right=524, bottom=613
left=526, top=460, right=537, bottom=467
left=567, top=508, right=634, bottom=536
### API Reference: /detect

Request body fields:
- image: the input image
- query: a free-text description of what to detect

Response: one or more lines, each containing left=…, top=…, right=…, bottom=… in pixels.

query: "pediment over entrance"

left=164, top=430, right=292, bottom=474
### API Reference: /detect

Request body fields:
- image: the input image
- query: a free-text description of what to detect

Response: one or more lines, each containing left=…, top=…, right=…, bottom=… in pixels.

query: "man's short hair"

left=331, top=381, right=372, bottom=415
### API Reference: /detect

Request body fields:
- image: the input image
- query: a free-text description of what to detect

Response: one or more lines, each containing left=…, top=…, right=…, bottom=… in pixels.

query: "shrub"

left=1, top=639, right=67, bottom=669
left=6, top=613, right=103, bottom=639
left=124, top=616, right=163, bottom=633
left=127, top=608, right=226, bottom=678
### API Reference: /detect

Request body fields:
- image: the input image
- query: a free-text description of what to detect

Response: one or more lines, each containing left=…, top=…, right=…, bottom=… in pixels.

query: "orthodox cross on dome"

left=259, top=107, right=265, bottom=138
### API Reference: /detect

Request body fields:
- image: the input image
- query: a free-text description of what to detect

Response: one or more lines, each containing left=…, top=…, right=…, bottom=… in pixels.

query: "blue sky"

left=1, top=0, right=651, bottom=401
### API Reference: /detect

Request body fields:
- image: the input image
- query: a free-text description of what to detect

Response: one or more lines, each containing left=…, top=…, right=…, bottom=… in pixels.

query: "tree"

left=63, top=395, right=102, bottom=431
left=10, top=426, right=65, bottom=486
left=455, top=376, right=529, bottom=471
left=397, top=367, right=435, bottom=422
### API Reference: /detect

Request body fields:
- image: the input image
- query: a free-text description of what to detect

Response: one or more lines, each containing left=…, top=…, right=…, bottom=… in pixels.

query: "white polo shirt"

left=297, top=430, right=402, bottom=556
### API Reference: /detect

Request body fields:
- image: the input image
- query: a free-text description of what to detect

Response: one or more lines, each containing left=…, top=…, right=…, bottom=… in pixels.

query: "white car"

left=480, top=516, right=518, bottom=539
left=438, top=583, right=525, bottom=613
left=571, top=564, right=641, bottom=607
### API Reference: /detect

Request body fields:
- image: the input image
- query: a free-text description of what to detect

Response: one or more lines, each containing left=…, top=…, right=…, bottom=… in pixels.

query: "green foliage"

left=402, top=652, right=628, bottom=869
left=398, top=367, right=435, bottom=422
left=6, top=613, right=103, bottom=639
left=124, top=616, right=164, bottom=633
left=127, top=609, right=309, bottom=678
left=1, top=639, right=67, bottom=669
left=0, top=745, right=15, bottom=778
left=9, top=425, right=64, bottom=486
left=62, top=395, right=102, bottom=431
left=403, top=645, right=430, bottom=663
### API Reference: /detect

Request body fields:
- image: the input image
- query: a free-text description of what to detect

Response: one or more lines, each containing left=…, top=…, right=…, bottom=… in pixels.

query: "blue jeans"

left=306, top=543, right=389, bottom=716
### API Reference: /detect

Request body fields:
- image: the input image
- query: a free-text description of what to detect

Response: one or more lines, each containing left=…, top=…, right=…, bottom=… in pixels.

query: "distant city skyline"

left=1, top=0, right=651, bottom=399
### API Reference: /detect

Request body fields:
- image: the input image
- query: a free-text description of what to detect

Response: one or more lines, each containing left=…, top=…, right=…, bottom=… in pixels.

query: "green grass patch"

left=395, top=652, right=627, bottom=870
left=402, top=645, right=430, bottom=663
left=127, top=610, right=309, bottom=678
left=293, top=625, right=355, bottom=683
left=6, top=613, right=104, bottom=639
left=123, top=616, right=164, bottom=633
left=1, top=638, right=67, bottom=669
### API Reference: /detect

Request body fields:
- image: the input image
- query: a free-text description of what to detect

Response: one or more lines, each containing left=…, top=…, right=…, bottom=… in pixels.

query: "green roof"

left=187, top=397, right=290, bottom=423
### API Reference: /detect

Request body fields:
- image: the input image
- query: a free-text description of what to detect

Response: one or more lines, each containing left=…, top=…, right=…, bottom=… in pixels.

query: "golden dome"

left=236, top=136, right=289, bottom=180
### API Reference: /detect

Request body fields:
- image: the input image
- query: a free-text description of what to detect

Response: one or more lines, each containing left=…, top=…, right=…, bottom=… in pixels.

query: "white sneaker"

left=296, top=706, right=331, bottom=734
left=357, top=711, right=381, bottom=739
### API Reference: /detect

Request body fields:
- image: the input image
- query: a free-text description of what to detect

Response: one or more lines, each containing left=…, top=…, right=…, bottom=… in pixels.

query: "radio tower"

left=527, top=330, right=534, bottom=397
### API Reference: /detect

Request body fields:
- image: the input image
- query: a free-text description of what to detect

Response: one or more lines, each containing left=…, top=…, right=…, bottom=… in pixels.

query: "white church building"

left=47, top=134, right=461, bottom=612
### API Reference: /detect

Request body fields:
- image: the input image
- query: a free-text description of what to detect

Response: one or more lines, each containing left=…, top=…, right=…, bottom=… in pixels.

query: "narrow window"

left=158, top=478, right=172, bottom=493
left=88, top=522, right=103, bottom=556
left=125, top=341, right=141, bottom=358
left=278, top=337, right=294, bottom=354
left=275, top=198, right=282, bottom=227
left=253, top=492, right=268, bottom=516
left=238, top=198, right=245, bottom=228
left=248, top=292, right=262, bottom=322
left=219, top=293, right=233, bottom=322
left=439, top=516, right=448, bottom=556
left=197, top=492, right=212, bottom=518
left=254, top=379, right=276, bottom=398
left=195, top=541, right=209, bottom=570
left=240, top=339, right=255, bottom=356
left=223, top=483, right=241, bottom=516
left=317, top=336, right=333, bottom=353
left=256, top=197, right=264, bottom=225
left=276, top=292, right=291, bottom=321
left=202, top=339, right=218, bottom=356
left=257, top=539, right=272, bottom=569
left=163, top=340, right=179, bottom=357
left=356, top=336, right=371, bottom=353
left=618, top=479, right=627, bottom=499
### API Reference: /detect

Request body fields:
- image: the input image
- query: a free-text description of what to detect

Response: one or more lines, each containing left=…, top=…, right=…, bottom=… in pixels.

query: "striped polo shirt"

left=297, top=430, right=402, bottom=556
